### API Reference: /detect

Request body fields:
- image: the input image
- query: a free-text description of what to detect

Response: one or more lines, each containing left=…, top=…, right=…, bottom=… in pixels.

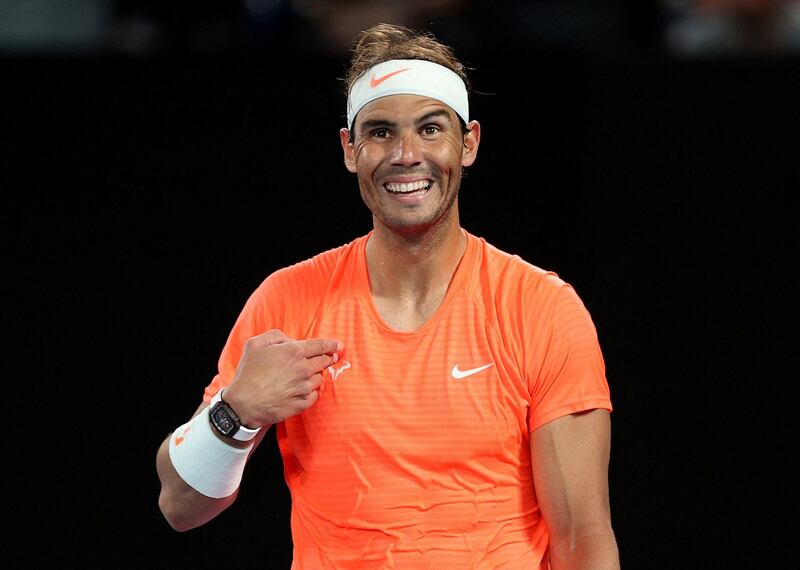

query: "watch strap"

left=210, top=389, right=262, bottom=442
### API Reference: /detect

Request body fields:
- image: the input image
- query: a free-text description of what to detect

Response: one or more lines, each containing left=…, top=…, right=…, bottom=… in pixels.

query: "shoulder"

left=469, top=232, right=569, bottom=306
left=256, top=235, right=364, bottom=296
left=232, top=234, right=366, bottom=329
left=465, top=232, right=600, bottom=343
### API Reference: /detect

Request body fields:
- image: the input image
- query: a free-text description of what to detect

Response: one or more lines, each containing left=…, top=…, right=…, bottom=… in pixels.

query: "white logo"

left=327, top=361, right=351, bottom=380
left=451, top=363, right=493, bottom=379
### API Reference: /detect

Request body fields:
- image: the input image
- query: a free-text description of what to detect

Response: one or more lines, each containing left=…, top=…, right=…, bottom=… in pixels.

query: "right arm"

left=155, top=404, right=269, bottom=531
left=155, top=329, right=343, bottom=531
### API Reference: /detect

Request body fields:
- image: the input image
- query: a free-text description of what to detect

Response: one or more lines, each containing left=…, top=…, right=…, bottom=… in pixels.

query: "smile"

left=384, top=180, right=432, bottom=194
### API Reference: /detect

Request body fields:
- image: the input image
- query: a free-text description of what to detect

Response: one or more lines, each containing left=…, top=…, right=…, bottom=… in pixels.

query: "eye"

left=422, top=125, right=441, bottom=136
left=371, top=128, right=391, bottom=138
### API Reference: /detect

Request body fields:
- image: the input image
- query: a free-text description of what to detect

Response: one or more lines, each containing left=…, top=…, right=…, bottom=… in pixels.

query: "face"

left=340, top=94, right=480, bottom=235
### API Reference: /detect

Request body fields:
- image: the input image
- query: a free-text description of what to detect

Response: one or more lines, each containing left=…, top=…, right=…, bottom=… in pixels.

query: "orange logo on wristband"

left=175, top=425, right=191, bottom=445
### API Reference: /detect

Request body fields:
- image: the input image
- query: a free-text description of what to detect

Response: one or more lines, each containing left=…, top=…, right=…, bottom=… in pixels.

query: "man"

left=156, top=23, right=620, bottom=569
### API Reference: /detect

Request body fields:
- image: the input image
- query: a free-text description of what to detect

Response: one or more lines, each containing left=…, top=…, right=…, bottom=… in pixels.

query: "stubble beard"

left=364, top=177, right=460, bottom=237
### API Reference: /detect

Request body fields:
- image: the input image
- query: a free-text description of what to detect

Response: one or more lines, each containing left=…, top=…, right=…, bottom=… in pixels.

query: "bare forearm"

left=549, top=526, right=620, bottom=570
left=155, top=436, right=237, bottom=531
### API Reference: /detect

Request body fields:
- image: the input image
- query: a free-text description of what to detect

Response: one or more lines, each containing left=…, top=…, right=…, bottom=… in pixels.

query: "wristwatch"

left=209, top=389, right=261, bottom=442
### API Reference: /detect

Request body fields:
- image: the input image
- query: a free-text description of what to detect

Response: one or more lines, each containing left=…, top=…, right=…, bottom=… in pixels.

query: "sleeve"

left=199, top=248, right=342, bottom=403
left=201, top=273, right=287, bottom=404
left=526, top=281, right=612, bottom=433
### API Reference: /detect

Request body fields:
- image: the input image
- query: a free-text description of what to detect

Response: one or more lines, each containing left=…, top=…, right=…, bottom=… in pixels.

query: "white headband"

left=346, top=59, right=469, bottom=128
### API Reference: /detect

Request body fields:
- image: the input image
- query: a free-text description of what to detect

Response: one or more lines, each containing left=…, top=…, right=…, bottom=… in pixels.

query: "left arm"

left=530, top=408, right=620, bottom=570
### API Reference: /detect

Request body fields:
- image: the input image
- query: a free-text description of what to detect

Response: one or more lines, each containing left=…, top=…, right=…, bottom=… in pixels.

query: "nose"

left=390, top=133, right=423, bottom=166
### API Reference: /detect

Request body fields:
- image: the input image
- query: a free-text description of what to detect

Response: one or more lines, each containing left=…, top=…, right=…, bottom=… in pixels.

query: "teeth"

left=385, top=180, right=431, bottom=193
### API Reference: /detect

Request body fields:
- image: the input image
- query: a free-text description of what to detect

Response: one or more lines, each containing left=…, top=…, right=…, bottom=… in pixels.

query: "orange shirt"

left=204, top=230, right=612, bottom=569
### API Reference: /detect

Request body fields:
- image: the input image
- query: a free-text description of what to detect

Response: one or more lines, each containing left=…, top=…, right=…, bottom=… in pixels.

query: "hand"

left=222, top=329, right=343, bottom=427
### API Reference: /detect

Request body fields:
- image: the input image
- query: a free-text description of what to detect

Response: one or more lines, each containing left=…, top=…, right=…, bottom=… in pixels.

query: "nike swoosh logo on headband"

left=370, top=68, right=412, bottom=88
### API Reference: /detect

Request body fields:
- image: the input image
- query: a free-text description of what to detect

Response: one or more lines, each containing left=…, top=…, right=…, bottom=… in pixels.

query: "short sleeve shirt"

left=204, top=230, right=612, bottom=569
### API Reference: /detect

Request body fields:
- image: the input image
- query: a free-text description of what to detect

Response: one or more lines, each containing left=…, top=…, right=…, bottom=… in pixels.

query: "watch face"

left=211, top=405, right=236, bottom=435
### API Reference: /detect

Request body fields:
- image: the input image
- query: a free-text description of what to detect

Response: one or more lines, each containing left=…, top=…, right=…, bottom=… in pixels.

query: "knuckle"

left=293, top=399, right=310, bottom=414
left=309, top=339, right=325, bottom=356
left=305, top=358, right=320, bottom=374
left=302, top=362, right=317, bottom=378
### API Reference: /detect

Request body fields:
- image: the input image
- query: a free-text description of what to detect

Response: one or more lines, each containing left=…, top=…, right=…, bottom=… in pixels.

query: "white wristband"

left=168, top=406, right=252, bottom=499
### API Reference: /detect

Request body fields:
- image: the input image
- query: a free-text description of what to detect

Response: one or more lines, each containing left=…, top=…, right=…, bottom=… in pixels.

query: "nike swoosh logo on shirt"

left=451, top=363, right=493, bottom=379
left=370, top=68, right=412, bottom=88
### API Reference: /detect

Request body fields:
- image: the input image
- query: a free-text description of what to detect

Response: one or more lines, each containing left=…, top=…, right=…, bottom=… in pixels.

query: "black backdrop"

left=7, top=50, right=797, bottom=568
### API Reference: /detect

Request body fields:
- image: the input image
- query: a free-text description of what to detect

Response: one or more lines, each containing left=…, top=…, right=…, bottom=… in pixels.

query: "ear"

left=340, top=128, right=357, bottom=173
left=461, top=120, right=481, bottom=168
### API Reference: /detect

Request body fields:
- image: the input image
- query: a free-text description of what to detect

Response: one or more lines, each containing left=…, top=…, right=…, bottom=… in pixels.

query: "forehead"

left=356, top=94, right=458, bottom=125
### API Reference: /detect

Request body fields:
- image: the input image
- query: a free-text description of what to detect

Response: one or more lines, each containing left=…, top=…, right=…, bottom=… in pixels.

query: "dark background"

left=6, top=1, right=798, bottom=567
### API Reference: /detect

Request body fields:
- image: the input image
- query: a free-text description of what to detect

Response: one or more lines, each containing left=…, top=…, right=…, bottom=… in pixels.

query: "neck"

left=365, top=215, right=467, bottom=331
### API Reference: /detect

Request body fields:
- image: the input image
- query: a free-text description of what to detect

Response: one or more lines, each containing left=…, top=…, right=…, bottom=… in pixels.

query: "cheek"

left=354, top=142, right=381, bottom=167
left=431, top=144, right=462, bottom=176
left=354, top=145, right=382, bottom=197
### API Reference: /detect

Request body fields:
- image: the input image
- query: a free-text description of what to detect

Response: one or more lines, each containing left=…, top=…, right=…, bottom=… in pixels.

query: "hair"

left=342, top=23, right=471, bottom=134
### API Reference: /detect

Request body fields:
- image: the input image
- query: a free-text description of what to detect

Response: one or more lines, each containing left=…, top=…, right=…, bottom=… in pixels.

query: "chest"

left=369, top=287, right=448, bottom=332
left=294, top=294, right=532, bottom=459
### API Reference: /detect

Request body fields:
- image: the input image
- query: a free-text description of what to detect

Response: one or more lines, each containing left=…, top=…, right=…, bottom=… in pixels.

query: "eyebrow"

left=357, top=109, right=455, bottom=133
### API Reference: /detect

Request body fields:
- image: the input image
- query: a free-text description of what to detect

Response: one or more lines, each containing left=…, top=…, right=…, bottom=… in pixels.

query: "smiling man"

left=157, top=23, right=620, bottom=570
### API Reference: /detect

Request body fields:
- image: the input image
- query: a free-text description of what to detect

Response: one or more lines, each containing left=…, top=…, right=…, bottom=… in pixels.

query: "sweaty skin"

left=340, top=94, right=480, bottom=331
left=158, top=86, right=619, bottom=568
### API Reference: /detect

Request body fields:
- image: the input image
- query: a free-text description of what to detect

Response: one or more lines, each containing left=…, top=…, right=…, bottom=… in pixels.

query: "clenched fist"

left=221, top=329, right=343, bottom=428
